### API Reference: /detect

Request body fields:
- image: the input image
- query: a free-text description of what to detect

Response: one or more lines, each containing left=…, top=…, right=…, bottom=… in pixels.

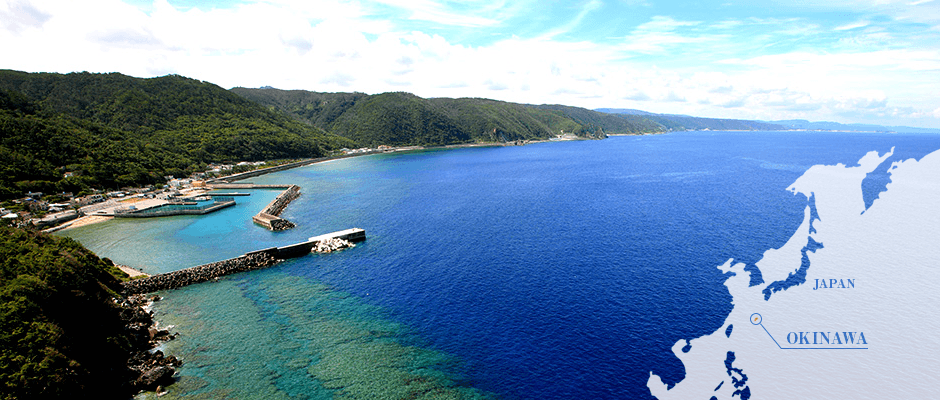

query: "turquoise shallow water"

left=65, top=189, right=283, bottom=274
left=61, top=132, right=940, bottom=399
left=142, top=267, right=488, bottom=399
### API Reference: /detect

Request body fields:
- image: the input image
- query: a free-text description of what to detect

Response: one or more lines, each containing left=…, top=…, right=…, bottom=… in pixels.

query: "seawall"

left=252, top=185, right=301, bottom=231
left=122, top=252, right=281, bottom=295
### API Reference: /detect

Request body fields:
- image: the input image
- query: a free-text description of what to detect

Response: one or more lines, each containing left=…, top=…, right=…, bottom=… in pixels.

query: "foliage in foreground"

left=0, top=227, right=133, bottom=399
left=0, top=70, right=356, bottom=199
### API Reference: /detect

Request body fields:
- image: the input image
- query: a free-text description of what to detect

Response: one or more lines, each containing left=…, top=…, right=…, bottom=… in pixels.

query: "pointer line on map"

left=749, top=313, right=868, bottom=350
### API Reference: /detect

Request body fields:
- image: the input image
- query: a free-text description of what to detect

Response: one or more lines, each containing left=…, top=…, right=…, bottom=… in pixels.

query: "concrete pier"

left=277, top=228, right=366, bottom=257
left=208, top=183, right=293, bottom=190
left=207, top=192, right=251, bottom=196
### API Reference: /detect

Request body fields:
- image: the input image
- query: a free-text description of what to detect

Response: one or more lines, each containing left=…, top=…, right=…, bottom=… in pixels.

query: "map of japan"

left=649, top=148, right=940, bottom=399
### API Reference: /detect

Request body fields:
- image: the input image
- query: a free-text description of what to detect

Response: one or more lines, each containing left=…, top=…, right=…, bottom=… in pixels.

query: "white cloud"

left=618, top=16, right=716, bottom=54
left=370, top=0, right=504, bottom=27
left=834, top=20, right=870, bottom=30
left=1, top=1, right=940, bottom=128
left=537, top=0, right=603, bottom=39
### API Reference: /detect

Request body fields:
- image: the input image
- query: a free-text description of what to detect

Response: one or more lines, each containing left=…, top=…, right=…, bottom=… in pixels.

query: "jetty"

left=251, top=185, right=301, bottom=231
left=122, top=228, right=366, bottom=295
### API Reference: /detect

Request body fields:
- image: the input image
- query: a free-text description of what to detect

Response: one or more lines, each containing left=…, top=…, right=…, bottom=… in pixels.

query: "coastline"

left=48, top=136, right=608, bottom=233
left=57, top=215, right=114, bottom=231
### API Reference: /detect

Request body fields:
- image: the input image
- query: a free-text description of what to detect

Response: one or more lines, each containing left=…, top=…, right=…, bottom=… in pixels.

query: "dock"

left=207, top=192, right=251, bottom=196
left=114, top=198, right=236, bottom=218
left=207, top=183, right=293, bottom=190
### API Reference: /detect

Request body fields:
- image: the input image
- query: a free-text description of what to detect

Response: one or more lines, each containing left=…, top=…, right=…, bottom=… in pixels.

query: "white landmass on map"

left=648, top=148, right=940, bottom=399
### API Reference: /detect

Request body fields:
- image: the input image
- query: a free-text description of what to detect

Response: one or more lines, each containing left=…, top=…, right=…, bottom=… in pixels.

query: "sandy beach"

left=117, top=264, right=149, bottom=278
left=58, top=215, right=114, bottom=231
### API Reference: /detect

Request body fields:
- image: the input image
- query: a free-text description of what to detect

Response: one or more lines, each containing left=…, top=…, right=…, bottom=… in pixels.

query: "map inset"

left=649, top=148, right=940, bottom=399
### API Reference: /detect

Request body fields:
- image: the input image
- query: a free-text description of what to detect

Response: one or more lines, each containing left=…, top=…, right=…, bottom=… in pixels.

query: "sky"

left=2, top=0, right=940, bottom=128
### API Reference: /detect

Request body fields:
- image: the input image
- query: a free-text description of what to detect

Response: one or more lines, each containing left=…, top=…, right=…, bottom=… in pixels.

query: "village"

left=0, top=158, right=302, bottom=232
left=0, top=146, right=412, bottom=232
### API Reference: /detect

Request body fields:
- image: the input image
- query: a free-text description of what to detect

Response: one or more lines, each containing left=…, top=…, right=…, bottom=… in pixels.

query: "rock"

left=136, top=365, right=174, bottom=389
left=166, top=355, right=183, bottom=367
left=312, top=238, right=355, bottom=253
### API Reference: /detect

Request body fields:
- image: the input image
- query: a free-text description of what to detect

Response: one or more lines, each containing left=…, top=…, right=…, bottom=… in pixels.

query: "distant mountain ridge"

left=769, top=119, right=940, bottom=134
left=232, top=88, right=797, bottom=147
left=597, top=108, right=940, bottom=134
left=595, top=108, right=786, bottom=131
left=230, top=88, right=627, bottom=146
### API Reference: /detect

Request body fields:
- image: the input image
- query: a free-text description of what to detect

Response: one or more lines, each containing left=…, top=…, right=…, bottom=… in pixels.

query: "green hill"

left=232, top=87, right=789, bottom=147
left=232, top=88, right=632, bottom=147
left=528, top=104, right=665, bottom=134
left=0, top=70, right=355, bottom=198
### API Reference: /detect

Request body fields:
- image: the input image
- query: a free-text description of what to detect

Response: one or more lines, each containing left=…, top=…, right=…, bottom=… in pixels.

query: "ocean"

left=60, top=131, right=940, bottom=399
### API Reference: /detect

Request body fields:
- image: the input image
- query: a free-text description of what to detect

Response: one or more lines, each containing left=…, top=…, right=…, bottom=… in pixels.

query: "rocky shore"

left=118, top=294, right=182, bottom=394
left=122, top=252, right=282, bottom=295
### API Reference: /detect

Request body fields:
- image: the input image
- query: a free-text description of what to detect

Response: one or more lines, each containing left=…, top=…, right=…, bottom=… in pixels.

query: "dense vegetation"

left=0, top=70, right=355, bottom=199
left=528, top=104, right=666, bottom=134
left=233, top=88, right=788, bottom=148
left=232, top=88, right=627, bottom=147
left=0, top=227, right=136, bottom=399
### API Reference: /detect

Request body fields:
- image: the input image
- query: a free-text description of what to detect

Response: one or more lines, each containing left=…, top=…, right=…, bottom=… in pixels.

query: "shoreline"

left=55, top=215, right=114, bottom=232
left=50, top=136, right=608, bottom=233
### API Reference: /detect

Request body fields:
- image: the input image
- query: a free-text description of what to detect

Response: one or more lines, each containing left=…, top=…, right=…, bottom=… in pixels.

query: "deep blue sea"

left=61, top=131, right=940, bottom=399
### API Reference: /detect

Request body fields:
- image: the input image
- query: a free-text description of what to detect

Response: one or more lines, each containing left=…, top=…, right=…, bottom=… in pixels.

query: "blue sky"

left=2, top=0, right=940, bottom=127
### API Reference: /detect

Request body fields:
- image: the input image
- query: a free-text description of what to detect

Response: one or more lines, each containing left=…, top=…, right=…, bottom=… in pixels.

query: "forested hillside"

left=0, top=70, right=355, bottom=199
left=233, top=87, right=790, bottom=147
left=232, top=88, right=630, bottom=147
left=0, top=227, right=139, bottom=398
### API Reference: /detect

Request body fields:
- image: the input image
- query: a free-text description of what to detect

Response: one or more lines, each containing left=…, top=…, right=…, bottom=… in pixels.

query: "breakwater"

left=123, top=252, right=281, bottom=295
left=252, top=185, right=300, bottom=231
left=122, top=228, right=366, bottom=294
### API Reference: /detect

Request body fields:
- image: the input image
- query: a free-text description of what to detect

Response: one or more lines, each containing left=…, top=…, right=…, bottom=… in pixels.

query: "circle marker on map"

left=750, top=313, right=762, bottom=325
